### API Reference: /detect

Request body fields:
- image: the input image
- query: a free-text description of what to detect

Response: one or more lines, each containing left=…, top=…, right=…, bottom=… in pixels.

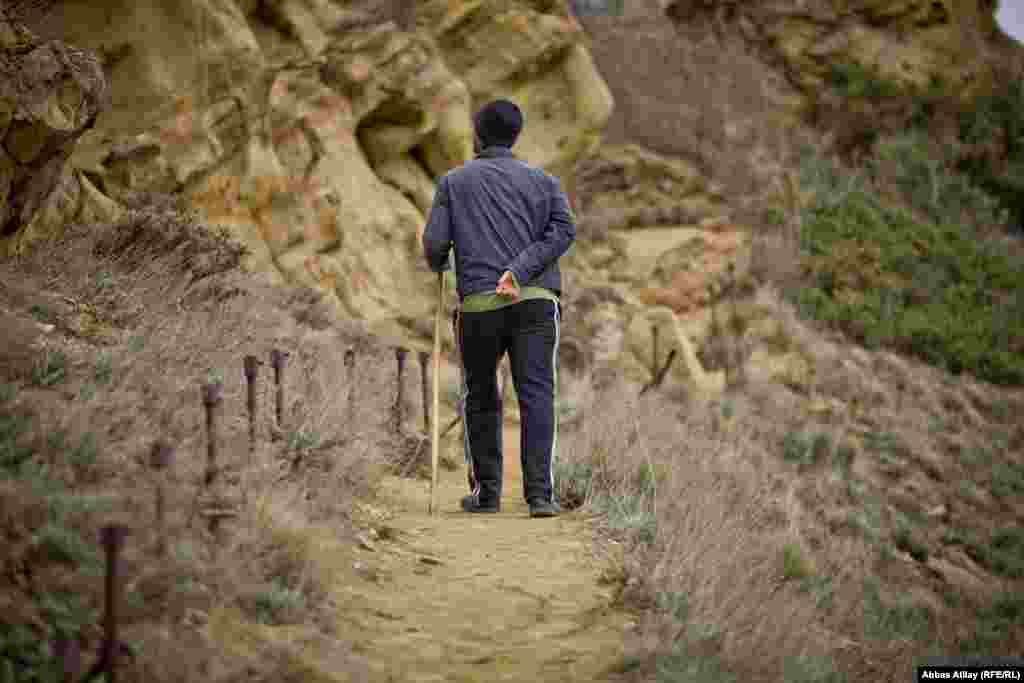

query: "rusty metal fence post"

left=344, top=348, right=356, bottom=425
left=81, top=525, right=129, bottom=683
left=270, top=349, right=289, bottom=431
left=393, top=347, right=407, bottom=434
left=202, top=380, right=223, bottom=489
left=149, top=440, right=174, bottom=559
left=651, top=324, right=659, bottom=382
left=243, top=355, right=261, bottom=451
left=418, top=350, right=430, bottom=434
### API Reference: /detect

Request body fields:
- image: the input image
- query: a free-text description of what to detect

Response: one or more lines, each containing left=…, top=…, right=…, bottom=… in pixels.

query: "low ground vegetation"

left=0, top=205, right=394, bottom=681
left=554, top=286, right=1023, bottom=680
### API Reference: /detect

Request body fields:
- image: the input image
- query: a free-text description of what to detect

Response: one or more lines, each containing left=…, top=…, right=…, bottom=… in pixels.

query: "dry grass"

left=556, top=285, right=1024, bottom=681
left=558, top=374, right=864, bottom=681
left=0, top=204, right=396, bottom=680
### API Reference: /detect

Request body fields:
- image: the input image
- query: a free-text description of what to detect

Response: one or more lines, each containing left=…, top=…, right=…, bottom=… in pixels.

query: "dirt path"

left=326, top=421, right=634, bottom=683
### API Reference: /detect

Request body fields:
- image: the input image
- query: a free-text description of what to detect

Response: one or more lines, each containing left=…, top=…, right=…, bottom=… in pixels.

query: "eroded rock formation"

left=2, top=0, right=613, bottom=331
left=0, top=17, right=120, bottom=249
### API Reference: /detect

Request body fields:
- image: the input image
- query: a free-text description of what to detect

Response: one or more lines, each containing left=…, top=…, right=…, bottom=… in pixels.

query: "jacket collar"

left=476, top=146, right=516, bottom=159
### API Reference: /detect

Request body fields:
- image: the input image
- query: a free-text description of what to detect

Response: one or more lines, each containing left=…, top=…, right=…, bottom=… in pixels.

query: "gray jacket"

left=422, top=147, right=576, bottom=301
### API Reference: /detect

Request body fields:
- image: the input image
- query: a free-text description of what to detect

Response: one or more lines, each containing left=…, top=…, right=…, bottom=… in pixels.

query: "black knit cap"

left=473, top=99, right=524, bottom=148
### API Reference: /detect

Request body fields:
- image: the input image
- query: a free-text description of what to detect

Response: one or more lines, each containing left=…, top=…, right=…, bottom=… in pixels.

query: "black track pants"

left=457, top=298, right=560, bottom=506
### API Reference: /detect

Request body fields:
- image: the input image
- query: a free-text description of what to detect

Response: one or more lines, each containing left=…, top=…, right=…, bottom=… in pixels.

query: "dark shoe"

left=461, top=495, right=499, bottom=513
left=528, top=500, right=561, bottom=518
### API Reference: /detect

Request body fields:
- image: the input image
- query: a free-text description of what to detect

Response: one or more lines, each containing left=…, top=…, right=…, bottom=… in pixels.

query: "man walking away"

left=422, top=99, right=576, bottom=518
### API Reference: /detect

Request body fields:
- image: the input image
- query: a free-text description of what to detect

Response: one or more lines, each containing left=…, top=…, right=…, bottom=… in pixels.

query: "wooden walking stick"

left=430, top=271, right=445, bottom=516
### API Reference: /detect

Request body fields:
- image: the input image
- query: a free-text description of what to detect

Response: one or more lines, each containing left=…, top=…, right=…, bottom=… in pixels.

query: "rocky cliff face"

left=661, top=0, right=1015, bottom=116
left=1, top=0, right=612, bottom=337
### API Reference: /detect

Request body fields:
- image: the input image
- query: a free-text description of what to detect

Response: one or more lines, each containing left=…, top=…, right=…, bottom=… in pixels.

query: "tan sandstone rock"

left=4, top=0, right=612, bottom=339
left=0, top=17, right=111, bottom=254
left=663, top=0, right=1015, bottom=116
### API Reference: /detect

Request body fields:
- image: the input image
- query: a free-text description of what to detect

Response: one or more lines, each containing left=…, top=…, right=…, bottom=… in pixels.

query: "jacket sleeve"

left=505, top=175, right=576, bottom=286
left=422, top=174, right=453, bottom=272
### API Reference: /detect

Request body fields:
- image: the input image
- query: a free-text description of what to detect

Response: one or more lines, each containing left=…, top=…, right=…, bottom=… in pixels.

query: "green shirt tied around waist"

left=460, top=271, right=560, bottom=313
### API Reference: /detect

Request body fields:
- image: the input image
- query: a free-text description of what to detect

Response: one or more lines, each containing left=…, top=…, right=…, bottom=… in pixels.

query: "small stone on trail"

left=183, top=608, right=208, bottom=628
left=353, top=560, right=378, bottom=581
left=356, top=532, right=376, bottom=551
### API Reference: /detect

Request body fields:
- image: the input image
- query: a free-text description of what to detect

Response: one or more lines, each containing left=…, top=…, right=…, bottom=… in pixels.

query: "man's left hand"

left=496, top=271, right=520, bottom=301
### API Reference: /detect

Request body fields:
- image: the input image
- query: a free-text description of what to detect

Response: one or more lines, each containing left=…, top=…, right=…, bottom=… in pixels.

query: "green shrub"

left=0, top=622, right=51, bottom=682
left=95, top=271, right=114, bottom=290
left=793, top=150, right=1024, bottom=386
left=944, top=526, right=1023, bottom=579
left=799, top=574, right=835, bottom=611
left=862, top=577, right=932, bottom=641
left=848, top=501, right=882, bottom=542
left=957, top=480, right=983, bottom=503
left=941, top=527, right=972, bottom=546
left=990, top=461, right=1024, bottom=500
left=251, top=578, right=306, bottom=625
left=79, top=382, right=96, bottom=401
left=863, top=430, right=899, bottom=462
left=960, top=446, right=994, bottom=467
left=957, top=79, right=1024, bottom=230
left=875, top=131, right=1006, bottom=227
left=94, top=351, right=113, bottom=385
left=877, top=543, right=895, bottom=566
left=831, top=444, right=855, bottom=477
left=990, top=430, right=1011, bottom=452
left=893, top=523, right=929, bottom=563
left=287, top=429, right=319, bottom=452
left=655, top=590, right=690, bottom=623
left=67, top=433, right=98, bottom=468
left=555, top=460, right=593, bottom=509
left=783, top=656, right=846, bottom=683
left=127, top=335, right=145, bottom=352
left=782, top=432, right=813, bottom=466
left=31, top=523, right=101, bottom=567
left=0, top=415, right=35, bottom=476
left=962, top=593, right=1024, bottom=656
left=28, top=304, right=50, bottom=323
left=555, top=397, right=577, bottom=421
left=593, top=494, right=657, bottom=545
left=615, top=655, right=644, bottom=674
left=782, top=430, right=832, bottom=468
left=47, top=491, right=117, bottom=523
left=782, top=542, right=812, bottom=580
left=986, top=528, right=1024, bottom=578
left=828, top=62, right=902, bottom=101
left=764, top=206, right=786, bottom=226
left=655, top=635, right=735, bottom=683
left=31, top=351, right=66, bottom=387
left=637, top=461, right=657, bottom=497
left=990, top=398, right=1012, bottom=421
left=36, top=590, right=99, bottom=640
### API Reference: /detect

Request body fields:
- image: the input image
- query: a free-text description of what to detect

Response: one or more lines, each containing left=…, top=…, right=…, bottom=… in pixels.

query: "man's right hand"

left=495, top=271, right=521, bottom=301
